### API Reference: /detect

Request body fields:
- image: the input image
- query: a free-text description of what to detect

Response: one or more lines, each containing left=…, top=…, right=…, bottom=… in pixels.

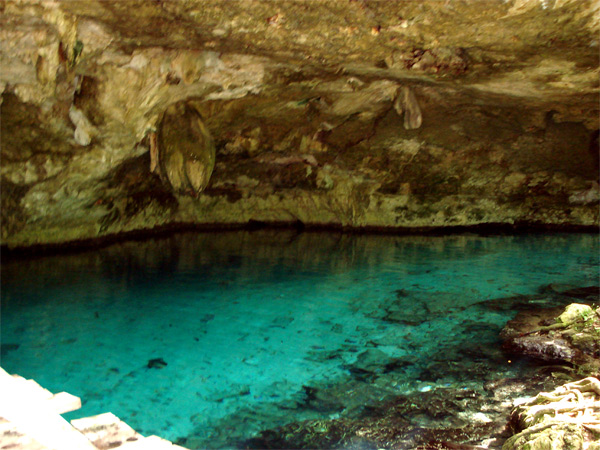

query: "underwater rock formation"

left=1, top=0, right=599, bottom=247
left=234, top=374, right=559, bottom=450
left=147, top=358, right=168, bottom=369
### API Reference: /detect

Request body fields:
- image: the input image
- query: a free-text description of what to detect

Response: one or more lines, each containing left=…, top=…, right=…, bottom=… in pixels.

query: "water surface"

left=1, top=231, right=598, bottom=447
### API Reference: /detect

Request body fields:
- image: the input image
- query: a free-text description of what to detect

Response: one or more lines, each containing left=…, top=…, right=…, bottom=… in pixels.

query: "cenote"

left=1, top=230, right=599, bottom=448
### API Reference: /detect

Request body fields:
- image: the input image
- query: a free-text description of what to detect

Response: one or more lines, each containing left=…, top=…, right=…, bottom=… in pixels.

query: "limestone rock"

left=393, top=87, right=423, bottom=130
left=156, top=102, right=215, bottom=194
left=501, top=302, right=600, bottom=375
left=68, top=106, right=95, bottom=146
left=557, top=303, right=595, bottom=326
left=0, top=0, right=599, bottom=247
left=329, top=80, right=399, bottom=118
left=569, top=181, right=600, bottom=205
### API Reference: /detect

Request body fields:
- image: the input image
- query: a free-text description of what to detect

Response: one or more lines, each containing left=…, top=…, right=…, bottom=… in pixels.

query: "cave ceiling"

left=1, top=0, right=599, bottom=247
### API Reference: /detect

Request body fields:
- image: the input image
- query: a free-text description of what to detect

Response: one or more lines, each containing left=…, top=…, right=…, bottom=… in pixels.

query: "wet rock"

left=481, top=285, right=600, bottom=312
left=270, top=316, right=294, bottom=329
left=0, top=343, right=20, bottom=358
left=537, top=283, right=579, bottom=295
left=501, top=301, right=600, bottom=375
left=560, top=286, right=600, bottom=301
left=201, top=384, right=251, bottom=403
left=351, top=349, right=392, bottom=373
left=296, top=385, right=345, bottom=414
left=237, top=380, right=548, bottom=450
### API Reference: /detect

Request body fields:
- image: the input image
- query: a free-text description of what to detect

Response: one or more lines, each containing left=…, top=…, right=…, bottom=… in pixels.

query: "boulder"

left=501, top=302, right=600, bottom=375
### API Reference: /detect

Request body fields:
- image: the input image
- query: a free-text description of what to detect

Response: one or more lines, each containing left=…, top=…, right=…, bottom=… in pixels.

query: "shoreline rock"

left=503, top=377, right=600, bottom=450
left=501, top=300, right=600, bottom=376
left=500, top=300, right=600, bottom=449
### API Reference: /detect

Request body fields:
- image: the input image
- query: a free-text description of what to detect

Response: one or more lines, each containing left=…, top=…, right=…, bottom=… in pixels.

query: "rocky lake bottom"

left=1, top=231, right=598, bottom=449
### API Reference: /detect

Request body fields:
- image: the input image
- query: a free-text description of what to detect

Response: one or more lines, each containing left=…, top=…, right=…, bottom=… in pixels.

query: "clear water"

left=1, top=231, right=598, bottom=447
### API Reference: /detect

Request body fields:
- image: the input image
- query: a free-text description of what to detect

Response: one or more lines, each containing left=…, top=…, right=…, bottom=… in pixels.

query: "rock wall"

left=1, top=0, right=599, bottom=247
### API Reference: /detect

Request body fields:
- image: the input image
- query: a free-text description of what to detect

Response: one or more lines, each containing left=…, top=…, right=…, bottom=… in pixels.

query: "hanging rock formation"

left=394, top=87, right=423, bottom=130
left=0, top=0, right=599, bottom=247
left=153, top=102, right=215, bottom=194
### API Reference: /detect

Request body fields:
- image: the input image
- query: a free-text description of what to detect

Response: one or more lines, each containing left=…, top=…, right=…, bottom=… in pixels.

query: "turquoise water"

left=1, top=231, right=598, bottom=448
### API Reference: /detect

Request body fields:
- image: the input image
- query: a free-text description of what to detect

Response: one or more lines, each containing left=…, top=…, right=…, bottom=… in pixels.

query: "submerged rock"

left=147, top=357, right=168, bottom=369
left=0, top=343, right=20, bottom=358
left=238, top=375, right=557, bottom=450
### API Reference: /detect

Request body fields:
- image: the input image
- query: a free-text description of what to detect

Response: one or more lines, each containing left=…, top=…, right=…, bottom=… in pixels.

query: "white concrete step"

left=0, top=368, right=97, bottom=450
left=116, top=435, right=189, bottom=450
left=4, top=372, right=82, bottom=414
left=0, top=369, right=189, bottom=450
left=0, top=416, right=49, bottom=450
left=71, top=412, right=143, bottom=449
left=71, top=413, right=188, bottom=450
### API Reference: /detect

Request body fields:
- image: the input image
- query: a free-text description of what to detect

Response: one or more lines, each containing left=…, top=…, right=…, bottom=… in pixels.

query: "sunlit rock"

left=503, top=377, right=600, bottom=450
left=501, top=302, right=600, bottom=374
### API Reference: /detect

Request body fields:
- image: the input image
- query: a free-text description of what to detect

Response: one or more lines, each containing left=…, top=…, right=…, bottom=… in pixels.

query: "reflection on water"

left=1, top=231, right=598, bottom=448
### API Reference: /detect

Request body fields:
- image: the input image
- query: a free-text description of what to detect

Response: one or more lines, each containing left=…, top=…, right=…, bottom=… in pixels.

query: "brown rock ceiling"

left=1, top=0, right=599, bottom=248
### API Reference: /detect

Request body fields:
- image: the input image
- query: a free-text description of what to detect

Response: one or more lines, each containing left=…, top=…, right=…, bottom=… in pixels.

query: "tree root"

left=505, top=377, right=600, bottom=449
left=520, top=322, right=569, bottom=336
left=528, top=401, right=600, bottom=420
left=563, top=377, right=600, bottom=396
left=503, top=420, right=560, bottom=448
left=519, top=305, right=599, bottom=336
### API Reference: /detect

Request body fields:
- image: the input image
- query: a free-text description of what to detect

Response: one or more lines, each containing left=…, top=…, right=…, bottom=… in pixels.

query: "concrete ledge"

left=71, top=412, right=143, bottom=449
left=0, top=369, right=189, bottom=450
